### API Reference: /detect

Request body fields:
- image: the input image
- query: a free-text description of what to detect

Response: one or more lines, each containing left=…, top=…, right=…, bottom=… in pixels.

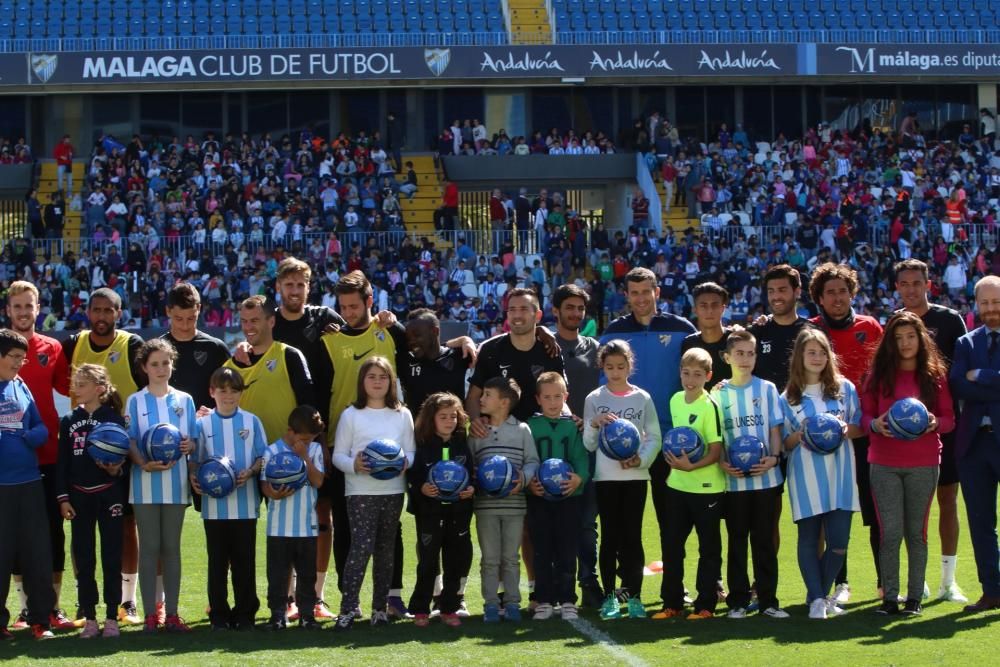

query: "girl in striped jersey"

left=779, top=330, right=863, bottom=620
left=190, top=368, right=268, bottom=631
left=125, top=339, right=198, bottom=634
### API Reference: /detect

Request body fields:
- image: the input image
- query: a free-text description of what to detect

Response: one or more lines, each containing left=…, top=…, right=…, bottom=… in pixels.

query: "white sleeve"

left=401, top=409, right=416, bottom=467
left=582, top=392, right=599, bottom=452
left=332, top=408, right=358, bottom=474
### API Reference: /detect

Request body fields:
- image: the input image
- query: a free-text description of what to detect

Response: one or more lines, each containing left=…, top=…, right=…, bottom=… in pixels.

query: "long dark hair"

left=414, top=392, right=468, bottom=445
left=865, top=311, right=946, bottom=406
left=352, top=356, right=402, bottom=410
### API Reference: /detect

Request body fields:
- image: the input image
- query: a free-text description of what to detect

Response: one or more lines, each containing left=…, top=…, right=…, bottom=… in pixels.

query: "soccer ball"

left=538, top=458, right=573, bottom=501
left=886, top=398, right=929, bottom=441
left=801, top=413, right=846, bottom=455
left=141, top=423, right=184, bottom=464
left=598, top=418, right=641, bottom=461
left=428, top=460, right=470, bottom=502
left=476, top=455, right=519, bottom=498
left=264, top=450, right=308, bottom=492
left=727, top=435, right=767, bottom=475
left=86, top=423, right=131, bottom=466
left=362, top=439, right=406, bottom=480
left=662, top=426, right=706, bottom=464
left=196, top=456, right=238, bottom=499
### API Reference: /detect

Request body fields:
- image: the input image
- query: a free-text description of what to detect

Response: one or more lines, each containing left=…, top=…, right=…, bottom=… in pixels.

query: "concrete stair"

left=654, top=180, right=697, bottom=232
left=37, top=161, right=84, bottom=243
left=507, top=0, right=553, bottom=45
left=399, top=154, right=447, bottom=244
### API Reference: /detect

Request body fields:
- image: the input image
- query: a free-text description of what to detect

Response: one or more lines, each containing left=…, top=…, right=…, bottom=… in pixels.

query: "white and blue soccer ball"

left=662, top=426, right=706, bottom=463
left=886, top=398, right=929, bottom=441
left=727, top=435, right=766, bottom=475
left=538, top=458, right=573, bottom=501
left=362, top=438, right=405, bottom=480
left=476, top=454, right=519, bottom=498
left=598, top=418, right=641, bottom=461
left=142, top=423, right=184, bottom=464
left=86, top=423, right=131, bottom=466
left=196, top=456, right=238, bottom=499
left=801, top=413, right=846, bottom=455
left=265, top=450, right=308, bottom=492
left=428, top=460, right=470, bottom=502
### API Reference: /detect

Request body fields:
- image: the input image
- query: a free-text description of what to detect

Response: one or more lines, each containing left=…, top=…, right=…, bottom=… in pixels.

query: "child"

left=862, top=312, right=954, bottom=616
left=190, top=368, right=268, bottom=631
left=332, top=356, right=415, bottom=631
left=526, top=372, right=589, bottom=621
left=780, top=329, right=863, bottom=620
left=714, top=329, right=787, bottom=619
left=583, top=339, right=661, bottom=621
left=654, top=348, right=725, bottom=620
left=407, top=392, right=475, bottom=627
left=468, top=376, right=539, bottom=623
left=125, top=339, right=198, bottom=634
left=260, top=405, right=326, bottom=631
left=55, top=364, right=127, bottom=639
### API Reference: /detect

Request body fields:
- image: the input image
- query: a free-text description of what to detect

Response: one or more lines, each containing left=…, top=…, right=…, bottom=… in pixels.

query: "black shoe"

left=210, top=621, right=229, bottom=632
left=876, top=600, right=900, bottom=615
left=333, top=613, right=355, bottom=632
left=0, top=627, right=13, bottom=641
left=299, top=617, right=322, bottom=630
left=581, top=584, right=605, bottom=610
left=901, top=599, right=922, bottom=616
left=262, top=614, right=286, bottom=631
left=231, top=621, right=255, bottom=632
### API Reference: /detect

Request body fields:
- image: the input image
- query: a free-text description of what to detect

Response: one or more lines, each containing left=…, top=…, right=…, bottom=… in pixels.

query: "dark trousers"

left=408, top=503, right=473, bottom=615
left=662, top=487, right=724, bottom=612
left=267, top=536, right=317, bottom=619
left=340, top=494, right=404, bottom=615
left=204, top=519, right=259, bottom=626
left=0, top=481, right=55, bottom=628
left=578, top=479, right=600, bottom=587
left=648, top=457, right=671, bottom=584
left=596, top=480, right=647, bottom=597
left=725, top=486, right=781, bottom=610
left=70, top=486, right=125, bottom=620
left=528, top=495, right=582, bottom=605
left=959, top=429, right=1000, bottom=597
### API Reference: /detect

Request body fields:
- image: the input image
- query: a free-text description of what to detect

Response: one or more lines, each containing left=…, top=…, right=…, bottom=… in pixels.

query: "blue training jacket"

left=0, top=377, right=48, bottom=485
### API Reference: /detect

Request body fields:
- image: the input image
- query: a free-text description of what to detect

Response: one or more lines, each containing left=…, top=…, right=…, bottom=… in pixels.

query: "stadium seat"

left=177, top=16, right=194, bottom=34
left=128, top=17, right=146, bottom=35
left=194, top=17, right=209, bottom=34
left=276, top=15, right=291, bottom=32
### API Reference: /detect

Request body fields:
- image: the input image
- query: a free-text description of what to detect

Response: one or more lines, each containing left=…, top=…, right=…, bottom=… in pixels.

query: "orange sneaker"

left=651, top=608, right=685, bottom=620
left=687, top=609, right=714, bottom=620
left=164, top=614, right=192, bottom=633
left=314, top=601, right=336, bottom=620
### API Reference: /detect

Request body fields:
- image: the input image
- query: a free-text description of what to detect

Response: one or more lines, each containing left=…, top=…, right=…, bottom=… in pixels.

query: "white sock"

left=122, top=574, right=137, bottom=605
left=459, top=577, right=468, bottom=596
left=528, top=580, right=535, bottom=593
left=315, top=572, right=327, bottom=602
left=156, top=575, right=165, bottom=605
left=941, top=555, right=958, bottom=587
left=433, top=574, right=444, bottom=598
left=389, top=588, right=402, bottom=599
left=14, top=578, right=27, bottom=611
left=287, top=571, right=297, bottom=600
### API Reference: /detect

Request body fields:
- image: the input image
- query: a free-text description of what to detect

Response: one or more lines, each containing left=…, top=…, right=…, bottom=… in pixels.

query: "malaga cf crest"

left=29, top=53, right=58, bottom=83
left=424, top=49, right=451, bottom=77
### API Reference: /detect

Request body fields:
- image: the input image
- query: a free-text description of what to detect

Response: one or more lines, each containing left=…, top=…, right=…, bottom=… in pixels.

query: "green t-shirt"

left=668, top=390, right=725, bottom=494
left=597, top=262, right=613, bottom=281
left=547, top=211, right=566, bottom=229
left=527, top=414, right=590, bottom=496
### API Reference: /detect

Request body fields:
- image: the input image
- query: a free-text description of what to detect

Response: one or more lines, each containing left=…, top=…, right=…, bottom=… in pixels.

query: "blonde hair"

left=785, top=328, right=844, bottom=404
left=681, top=347, right=713, bottom=374
left=8, top=281, right=38, bottom=300
left=72, top=363, right=124, bottom=413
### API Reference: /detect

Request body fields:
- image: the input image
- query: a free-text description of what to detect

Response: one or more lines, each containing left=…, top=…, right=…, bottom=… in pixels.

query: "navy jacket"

left=949, top=326, right=1000, bottom=458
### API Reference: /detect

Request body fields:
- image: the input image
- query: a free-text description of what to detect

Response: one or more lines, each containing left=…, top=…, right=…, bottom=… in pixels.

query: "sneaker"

left=825, top=598, right=846, bottom=616
left=727, top=607, right=747, bottom=619
left=455, top=599, right=470, bottom=618
left=231, top=620, right=255, bottom=632
left=938, top=582, right=969, bottom=603
left=299, top=618, right=322, bottom=630
left=901, top=599, right=922, bottom=616
left=370, top=610, right=390, bottom=627
left=441, top=612, right=462, bottom=627
left=155, top=602, right=166, bottom=625
left=483, top=603, right=500, bottom=623
left=581, top=585, right=604, bottom=610
left=286, top=599, right=300, bottom=622
left=614, top=588, right=630, bottom=605
left=533, top=603, right=554, bottom=620
left=503, top=603, right=522, bottom=622
left=314, top=600, right=336, bottom=619
left=560, top=603, right=578, bottom=621
left=430, top=596, right=441, bottom=616
left=833, top=583, right=851, bottom=604
left=142, top=614, right=159, bottom=634
left=210, top=621, right=230, bottom=632
left=687, top=609, right=713, bottom=620
left=30, top=624, right=54, bottom=640
left=922, top=582, right=931, bottom=600
left=0, top=627, right=14, bottom=641
left=599, top=594, right=621, bottom=620
left=164, top=615, right=191, bottom=633
left=387, top=596, right=411, bottom=620
left=683, top=592, right=695, bottom=605
left=352, top=605, right=364, bottom=620
left=79, top=620, right=100, bottom=639
left=333, top=612, right=355, bottom=632
left=50, top=608, right=75, bottom=630
left=876, top=600, right=900, bottom=616
left=413, top=613, right=430, bottom=627
left=652, top=608, right=685, bottom=620
left=101, top=619, right=120, bottom=638
left=12, top=610, right=28, bottom=630
left=762, top=606, right=790, bottom=619
left=118, top=602, right=140, bottom=625
left=809, top=599, right=828, bottom=620
left=263, top=614, right=286, bottom=631
left=626, top=597, right=646, bottom=619
left=746, top=593, right=759, bottom=613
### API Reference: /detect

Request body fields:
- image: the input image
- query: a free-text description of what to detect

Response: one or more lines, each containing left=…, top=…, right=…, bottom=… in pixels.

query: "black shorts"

left=853, top=436, right=877, bottom=527
left=318, top=465, right=345, bottom=505
left=938, top=431, right=959, bottom=487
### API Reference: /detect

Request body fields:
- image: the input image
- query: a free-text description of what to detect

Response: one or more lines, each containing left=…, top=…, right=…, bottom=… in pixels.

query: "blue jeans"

left=797, top=509, right=853, bottom=603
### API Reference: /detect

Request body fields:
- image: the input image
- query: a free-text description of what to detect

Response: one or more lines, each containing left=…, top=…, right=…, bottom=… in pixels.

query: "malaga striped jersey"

left=261, top=439, right=325, bottom=538
left=780, top=380, right=862, bottom=522
left=196, top=408, right=268, bottom=520
left=713, top=376, right=784, bottom=492
left=126, top=387, right=198, bottom=505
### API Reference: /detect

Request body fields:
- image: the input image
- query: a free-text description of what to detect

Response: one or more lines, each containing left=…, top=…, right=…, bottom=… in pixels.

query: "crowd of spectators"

left=437, top=119, right=618, bottom=156
left=0, top=136, right=33, bottom=164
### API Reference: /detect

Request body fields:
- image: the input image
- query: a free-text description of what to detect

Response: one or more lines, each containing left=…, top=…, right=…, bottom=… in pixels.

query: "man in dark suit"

left=949, top=275, right=1000, bottom=612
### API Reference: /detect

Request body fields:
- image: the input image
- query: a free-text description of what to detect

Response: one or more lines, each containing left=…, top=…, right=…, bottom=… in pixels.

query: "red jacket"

left=53, top=141, right=74, bottom=166
left=18, top=333, right=71, bottom=466
left=811, top=313, right=883, bottom=389
left=442, top=182, right=458, bottom=208
left=862, top=370, right=955, bottom=468
left=489, top=196, right=506, bottom=222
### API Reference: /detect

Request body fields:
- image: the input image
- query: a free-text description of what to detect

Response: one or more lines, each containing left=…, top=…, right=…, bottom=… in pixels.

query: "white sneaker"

left=938, top=582, right=969, bottom=603
left=825, top=598, right=846, bottom=616
left=727, top=607, right=747, bottom=619
left=833, top=583, right=850, bottom=604
left=808, top=598, right=828, bottom=620
left=561, top=603, right=578, bottom=620
left=761, top=606, right=790, bottom=619
left=533, top=603, right=554, bottom=621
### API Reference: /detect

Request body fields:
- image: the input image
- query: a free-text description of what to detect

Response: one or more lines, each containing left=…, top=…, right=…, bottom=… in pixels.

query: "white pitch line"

left=567, top=617, right=650, bottom=667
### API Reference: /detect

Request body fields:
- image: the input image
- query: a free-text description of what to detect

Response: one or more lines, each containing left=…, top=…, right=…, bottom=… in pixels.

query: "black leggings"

left=70, top=485, right=125, bottom=621
left=596, top=480, right=647, bottom=598
left=408, top=503, right=473, bottom=615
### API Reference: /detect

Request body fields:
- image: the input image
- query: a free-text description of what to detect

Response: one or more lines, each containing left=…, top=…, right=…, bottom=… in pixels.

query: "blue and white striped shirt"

left=714, top=376, right=784, bottom=492
left=196, top=408, right=267, bottom=520
left=261, top=439, right=324, bottom=538
left=781, top=380, right=862, bottom=522
left=126, top=388, right=198, bottom=505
